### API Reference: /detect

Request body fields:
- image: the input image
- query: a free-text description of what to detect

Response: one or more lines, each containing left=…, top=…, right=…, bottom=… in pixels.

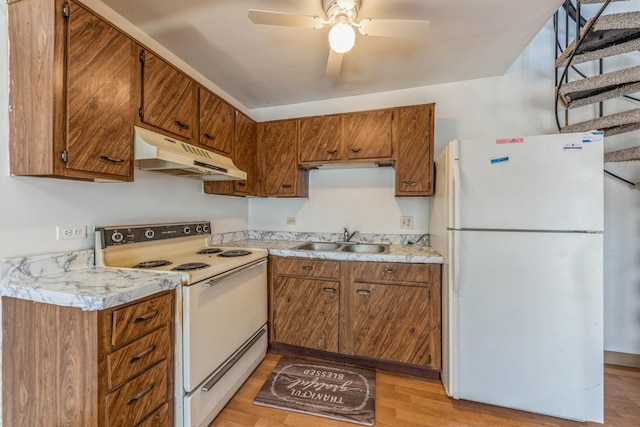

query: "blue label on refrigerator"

left=490, top=156, right=509, bottom=164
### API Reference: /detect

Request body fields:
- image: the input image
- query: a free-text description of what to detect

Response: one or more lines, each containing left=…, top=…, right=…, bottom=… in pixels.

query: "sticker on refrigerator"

left=490, top=156, right=509, bottom=164
left=563, top=143, right=583, bottom=151
left=496, top=137, right=524, bottom=144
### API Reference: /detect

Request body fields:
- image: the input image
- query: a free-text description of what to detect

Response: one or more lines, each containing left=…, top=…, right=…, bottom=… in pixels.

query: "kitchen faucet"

left=343, top=227, right=358, bottom=242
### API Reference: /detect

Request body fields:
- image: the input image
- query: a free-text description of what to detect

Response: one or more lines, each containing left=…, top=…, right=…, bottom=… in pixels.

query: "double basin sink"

left=294, top=241, right=390, bottom=254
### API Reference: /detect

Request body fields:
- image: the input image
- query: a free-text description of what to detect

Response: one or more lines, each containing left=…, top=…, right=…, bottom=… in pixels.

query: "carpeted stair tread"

left=560, top=108, right=640, bottom=136
left=555, top=12, right=640, bottom=67
left=558, top=65, right=640, bottom=108
left=604, top=145, right=640, bottom=162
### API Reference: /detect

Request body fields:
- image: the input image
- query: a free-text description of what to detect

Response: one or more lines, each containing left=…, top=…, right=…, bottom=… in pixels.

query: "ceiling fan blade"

left=248, top=9, right=325, bottom=29
left=358, top=18, right=430, bottom=38
left=325, top=49, right=344, bottom=79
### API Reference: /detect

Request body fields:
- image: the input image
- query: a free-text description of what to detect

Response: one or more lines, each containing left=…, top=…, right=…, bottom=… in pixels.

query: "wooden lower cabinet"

left=2, top=292, right=174, bottom=426
left=269, top=256, right=441, bottom=374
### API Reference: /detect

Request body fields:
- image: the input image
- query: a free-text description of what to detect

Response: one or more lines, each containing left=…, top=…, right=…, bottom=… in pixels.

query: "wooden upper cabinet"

left=8, top=0, right=134, bottom=181
left=344, top=110, right=393, bottom=160
left=258, top=119, right=308, bottom=197
left=395, top=104, right=435, bottom=196
left=203, top=111, right=257, bottom=197
left=298, top=115, right=342, bottom=163
left=198, top=88, right=234, bottom=156
left=138, top=49, right=197, bottom=141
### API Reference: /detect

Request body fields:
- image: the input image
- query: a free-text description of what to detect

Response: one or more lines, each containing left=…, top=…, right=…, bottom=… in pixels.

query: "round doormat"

left=253, top=357, right=376, bottom=426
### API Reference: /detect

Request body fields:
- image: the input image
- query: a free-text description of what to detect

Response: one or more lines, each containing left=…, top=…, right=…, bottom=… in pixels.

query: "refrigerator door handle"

left=451, top=228, right=461, bottom=399
left=452, top=148, right=461, bottom=230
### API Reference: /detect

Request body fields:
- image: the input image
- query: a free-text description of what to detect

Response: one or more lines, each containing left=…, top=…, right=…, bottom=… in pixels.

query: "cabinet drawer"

left=275, top=258, right=340, bottom=279
left=136, top=402, right=170, bottom=427
left=350, top=262, right=440, bottom=284
left=111, top=293, right=172, bottom=348
left=107, top=326, right=171, bottom=390
left=106, top=360, right=169, bottom=426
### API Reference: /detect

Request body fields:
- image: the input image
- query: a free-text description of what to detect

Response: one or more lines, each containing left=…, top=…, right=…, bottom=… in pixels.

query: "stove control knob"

left=183, top=226, right=191, bottom=235
left=203, top=224, right=210, bottom=233
left=144, top=229, right=155, bottom=239
left=196, top=224, right=203, bottom=233
left=111, top=231, right=124, bottom=243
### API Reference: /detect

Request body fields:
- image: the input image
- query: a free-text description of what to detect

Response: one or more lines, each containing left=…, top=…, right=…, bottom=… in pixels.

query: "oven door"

left=182, top=258, right=268, bottom=392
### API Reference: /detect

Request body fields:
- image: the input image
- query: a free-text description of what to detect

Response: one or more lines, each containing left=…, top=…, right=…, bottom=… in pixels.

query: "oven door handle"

left=202, top=258, right=268, bottom=289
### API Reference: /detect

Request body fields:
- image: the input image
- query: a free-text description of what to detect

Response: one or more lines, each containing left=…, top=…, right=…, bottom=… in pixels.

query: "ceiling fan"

left=248, top=0, right=431, bottom=78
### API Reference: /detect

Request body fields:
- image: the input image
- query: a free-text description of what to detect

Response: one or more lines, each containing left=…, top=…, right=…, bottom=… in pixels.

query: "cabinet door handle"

left=203, top=133, right=215, bottom=140
left=302, top=265, right=313, bottom=271
left=326, top=150, right=338, bottom=155
left=282, top=184, right=292, bottom=189
left=237, top=182, right=246, bottom=187
left=98, top=156, right=125, bottom=165
left=403, top=181, right=417, bottom=186
left=350, top=148, right=362, bottom=153
left=356, top=289, right=371, bottom=296
left=133, top=310, right=158, bottom=323
left=323, top=287, right=337, bottom=293
left=129, top=345, right=156, bottom=364
left=126, top=383, right=154, bottom=405
left=383, top=269, right=396, bottom=274
left=174, top=120, right=190, bottom=130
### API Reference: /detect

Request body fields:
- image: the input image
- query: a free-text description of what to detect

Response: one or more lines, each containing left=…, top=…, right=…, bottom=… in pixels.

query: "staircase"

left=555, top=0, right=640, bottom=187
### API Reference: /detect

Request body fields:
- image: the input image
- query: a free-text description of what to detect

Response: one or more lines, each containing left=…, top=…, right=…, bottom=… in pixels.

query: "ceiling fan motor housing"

left=324, top=0, right=360, bottom=24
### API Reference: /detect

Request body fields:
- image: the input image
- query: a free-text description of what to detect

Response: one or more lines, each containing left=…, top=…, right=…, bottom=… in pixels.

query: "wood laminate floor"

left=210, top=353, right=640, bottom=427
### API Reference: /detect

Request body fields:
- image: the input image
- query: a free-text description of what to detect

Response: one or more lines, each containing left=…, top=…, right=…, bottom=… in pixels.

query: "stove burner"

left=172, top=262, right=211, bottom=271
left=218, top=250, right=252, bottom=257
left=133, top=260, right=172, bottom=269
left=197, top=248, right=223, bottom=255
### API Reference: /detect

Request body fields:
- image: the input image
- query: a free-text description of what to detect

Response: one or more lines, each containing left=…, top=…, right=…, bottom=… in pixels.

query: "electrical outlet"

left=400, top=216, right=413, bottom=229
left=57, top=225, right=86, bottom=240
left=286, top=217, right=297, bottom=225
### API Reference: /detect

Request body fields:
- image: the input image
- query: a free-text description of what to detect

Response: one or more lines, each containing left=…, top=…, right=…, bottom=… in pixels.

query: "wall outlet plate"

left=400, top=216, right=413, bottom=229
left=57, top=225, right=86, bottom=240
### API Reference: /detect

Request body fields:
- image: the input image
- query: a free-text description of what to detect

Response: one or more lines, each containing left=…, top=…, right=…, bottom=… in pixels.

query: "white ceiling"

left=100, top=0, right=564, bottom=109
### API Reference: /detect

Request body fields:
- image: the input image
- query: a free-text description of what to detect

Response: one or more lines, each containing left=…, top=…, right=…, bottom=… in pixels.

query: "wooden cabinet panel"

left=347, top=282, right=439, bottom=366
left=344, top=110, right=393, bottom=160
left=111, top=293, right=173, bottom=348
left=272, top=276, right=340, bottom=352
left=350, top=261, right=440, bottom=284
left=299, top=115, right=342, bottom=163
left=274, top=257, right=341, bottom=279
left=139, top=49, right=197, bottom=141
left=259, top=119, right=308, bottom=197
left=137, top=402, right=170, bottom=427
left=395, top=104, right=435, bottom=196
left=199, top=88, right=234, bottom=156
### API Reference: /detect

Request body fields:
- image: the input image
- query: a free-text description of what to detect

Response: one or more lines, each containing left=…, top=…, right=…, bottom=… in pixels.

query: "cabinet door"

left=139, top=49, right=196, bottom=141
left=395, top=104, right=435, bottom=196
left=233, top=112, right=257, bottom=195
left=259, top=119, right=308, bottom=197
left=272, top=276, right=339, bottom=352
left=344, top=110, right=393, bottom=160
left=66, top=1, right=133, bottom=179
left=199, top=88, right=234, bottom=156
left=348, top=282, right=439, bottom=367
left=298, top=115, right=342, bottom=163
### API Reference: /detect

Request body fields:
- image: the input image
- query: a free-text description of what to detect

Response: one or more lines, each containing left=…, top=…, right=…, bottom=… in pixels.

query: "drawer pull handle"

left=323, top=287, right=337, bottom=293
left=356, top=289, right=371, bottom=296
left=129, top=345, right=156, bottom=363
left=403, top=181, right=417, bottom=186
left=282, top=184, right=292, bottom=189
left=98, top=155, right=125, bottom=165
left=326, top=150, right=338, bottom=155
left=350, top=148, right=362, bottom=153
left=133, top=310, right=158, bottom=323
left=302, top=266, right=313, bottom=271
left=384, top=269, right=396, bottom=274
left=203, top=133, right=215, bottom=140
left=174, top=120, right=190, bottom=130
left=127, top=383, right=154, bottom=405
left=237, top=182, right=246, bottom=187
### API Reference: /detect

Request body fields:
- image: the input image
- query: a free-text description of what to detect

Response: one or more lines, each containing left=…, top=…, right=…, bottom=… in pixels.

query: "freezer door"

left=457, top=132, right=603, bottom=231
left=455, top=230, right=603, bottom=422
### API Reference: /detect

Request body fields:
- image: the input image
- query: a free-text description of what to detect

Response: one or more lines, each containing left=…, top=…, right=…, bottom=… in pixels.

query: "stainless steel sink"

left=294, top=242, right=342, bottom=251
left=341, top=244, right=389, bottom=254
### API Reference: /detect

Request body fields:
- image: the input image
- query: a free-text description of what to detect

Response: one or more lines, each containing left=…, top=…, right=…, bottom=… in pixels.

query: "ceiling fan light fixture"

left=328, top=17, right=355, bottom=53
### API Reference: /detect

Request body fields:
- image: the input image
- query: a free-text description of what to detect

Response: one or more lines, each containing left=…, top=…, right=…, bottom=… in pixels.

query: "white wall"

left=249, top=13, right=640, bottom=356
left=0, top=2, right=248, bottom=259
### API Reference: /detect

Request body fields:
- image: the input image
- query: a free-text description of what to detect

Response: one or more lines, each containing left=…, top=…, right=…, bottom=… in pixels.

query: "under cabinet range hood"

left=133, top=126, right=246, bottom=181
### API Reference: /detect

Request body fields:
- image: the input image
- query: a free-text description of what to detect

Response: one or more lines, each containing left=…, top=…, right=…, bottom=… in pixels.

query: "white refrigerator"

left=429, top=132, right=604, bottom=423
